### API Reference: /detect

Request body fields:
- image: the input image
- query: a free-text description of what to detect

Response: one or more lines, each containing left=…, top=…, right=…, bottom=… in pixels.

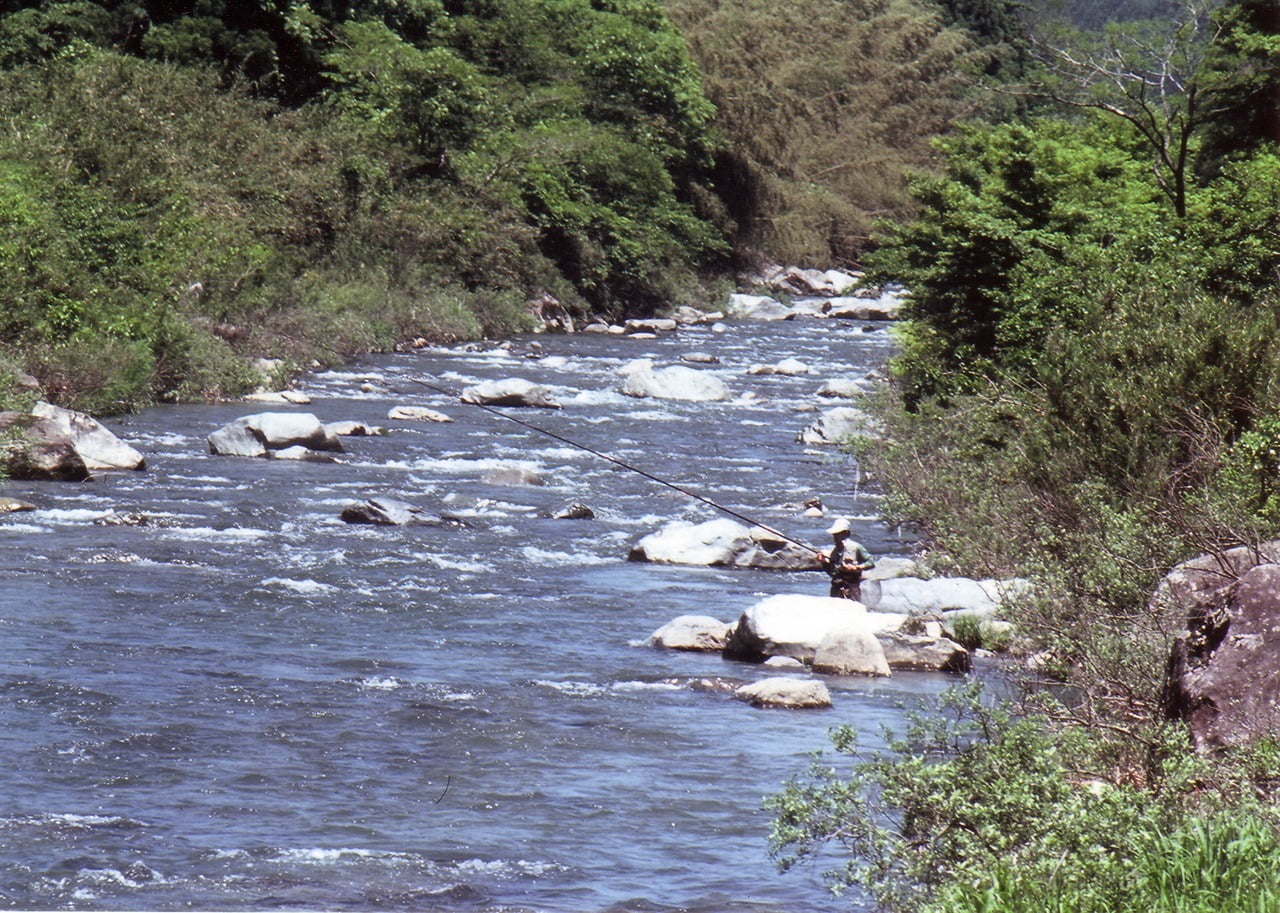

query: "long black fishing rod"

left=393, top=371, right=826, bottom=558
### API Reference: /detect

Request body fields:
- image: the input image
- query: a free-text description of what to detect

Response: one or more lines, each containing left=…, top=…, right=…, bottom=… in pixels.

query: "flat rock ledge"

left=735, top=677, right=832, bottom=709
left=647, top=615, right=733, bottom=652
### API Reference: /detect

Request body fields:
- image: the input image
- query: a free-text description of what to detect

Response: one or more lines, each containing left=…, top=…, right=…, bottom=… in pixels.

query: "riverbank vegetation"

left=0, top=0, right=732, bottom=411
left=770, top=0, right=1280, bottom=908
left=0, top=0, right=1000, bottom=413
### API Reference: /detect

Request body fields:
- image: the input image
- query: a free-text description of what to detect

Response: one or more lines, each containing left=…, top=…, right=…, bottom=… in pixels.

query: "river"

left=0, top=315, right=957, bottom=912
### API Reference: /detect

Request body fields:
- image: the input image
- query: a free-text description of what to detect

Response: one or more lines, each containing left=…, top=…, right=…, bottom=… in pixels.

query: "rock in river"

left=461, top=378, right=561, bottom=409
left=647, top=615, right=733, bottom=652
left=735, top=677, right=831, bottom=709
left=208, top=412, right=344, bottom=458
left=629, top=518, right=819, bottom=570
left=617, top=360, right=729, bottom=402
left=723, top=593, right=871, bottom=664
left=0, top=411, right=90, bottom=481
left=341, top=497, right=433, bottom=526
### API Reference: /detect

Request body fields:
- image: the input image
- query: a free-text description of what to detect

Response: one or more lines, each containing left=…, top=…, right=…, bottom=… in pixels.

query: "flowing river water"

left=0, top=315, right=958, bottom=912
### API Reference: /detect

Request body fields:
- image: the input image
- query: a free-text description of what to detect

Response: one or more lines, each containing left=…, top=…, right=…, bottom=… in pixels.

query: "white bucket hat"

left=826, top=517, right=851, bottom=535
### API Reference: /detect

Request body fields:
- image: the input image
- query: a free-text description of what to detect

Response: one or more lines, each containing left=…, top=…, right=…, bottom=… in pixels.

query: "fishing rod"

left=392, top=371, right=827, bottom=558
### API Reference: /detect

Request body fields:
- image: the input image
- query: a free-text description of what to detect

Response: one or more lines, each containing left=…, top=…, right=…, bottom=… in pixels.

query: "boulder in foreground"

left=0, top=412, right=90, bottom=481
left=31, top=402, right=146, bottom=471
left=1162, top=542, right=1280, bottom=752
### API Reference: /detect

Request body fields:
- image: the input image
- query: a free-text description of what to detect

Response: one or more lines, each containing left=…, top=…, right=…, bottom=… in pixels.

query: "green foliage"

left=0, top=0, right=733, bottom=409
left=770, top=683, right=1280, bottom=913
left=1196, top=0, right=1280, bottom=175
left=324, top=19, right=493, bottom=167
left=870, top=117, right=1164, bottom=399
left=664, top=0, right=995, bottom=266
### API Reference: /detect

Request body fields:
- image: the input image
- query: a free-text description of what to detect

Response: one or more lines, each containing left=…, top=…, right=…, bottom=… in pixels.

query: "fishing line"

left=392, top=371, right=826, bottom=557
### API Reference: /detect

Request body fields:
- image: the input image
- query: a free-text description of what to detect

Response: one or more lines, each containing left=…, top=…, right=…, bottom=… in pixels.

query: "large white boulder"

left=628, top=519, right=819, bottom=570
left=724, top=594, right=867, bottom=663
left=876, top=576, right=1025, bottom=616
left=31, top=402, right=145, bottom=470
left=460, top=378, right=561, bottom=409
left=208, top=412, right=344, bottom=458
left=618, top=362, right=729, bottom=402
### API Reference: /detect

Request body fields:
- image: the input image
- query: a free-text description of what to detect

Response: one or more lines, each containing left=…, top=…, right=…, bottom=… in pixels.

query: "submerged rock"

left=0, top=496, right=37, bottom=513
left=747, top=358, right=810, bottom=376
left=388, top=406, right=454, bottom=423
left=552, top=502, right=595, bottom=520
left=618, top=361, right=729, bottom=402
left=341, top=497, right=433, bottom=526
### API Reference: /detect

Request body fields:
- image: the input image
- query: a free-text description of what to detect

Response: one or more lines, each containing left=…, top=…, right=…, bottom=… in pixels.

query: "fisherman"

left=821, top=517, right=875, bottom=602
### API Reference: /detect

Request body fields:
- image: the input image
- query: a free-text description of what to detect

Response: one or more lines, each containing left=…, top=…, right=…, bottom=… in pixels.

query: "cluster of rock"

left=647, top=589, right=981, bottom=709
left=743, top=265, right=864, bottom=298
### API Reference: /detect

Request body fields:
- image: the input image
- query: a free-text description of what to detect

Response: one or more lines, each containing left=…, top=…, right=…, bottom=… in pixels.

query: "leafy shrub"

left=769, top=683, right=1280, bottom=913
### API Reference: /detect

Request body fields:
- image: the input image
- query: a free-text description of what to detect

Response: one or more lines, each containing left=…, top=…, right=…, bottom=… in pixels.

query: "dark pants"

left=830, top=576, right=862, bottom=601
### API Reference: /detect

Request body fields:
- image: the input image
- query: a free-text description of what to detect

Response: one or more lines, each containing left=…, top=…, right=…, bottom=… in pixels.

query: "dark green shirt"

left=825, top=539, right=875, bottom=581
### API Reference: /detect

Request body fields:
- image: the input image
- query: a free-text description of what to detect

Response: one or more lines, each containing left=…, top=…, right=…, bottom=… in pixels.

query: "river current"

left=0, top=316, right=956, bottom=912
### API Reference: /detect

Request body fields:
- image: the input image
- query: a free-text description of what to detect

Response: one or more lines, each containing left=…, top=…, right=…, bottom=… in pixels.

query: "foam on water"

left=0, top=318, right=915, bottom=913
left=260, top=577, right=338, bottom=595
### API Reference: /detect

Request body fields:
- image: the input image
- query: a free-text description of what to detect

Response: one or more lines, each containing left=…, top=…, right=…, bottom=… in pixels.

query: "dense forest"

left=2, top=0, right=1279, bottom=909
left=767, top=1, right=1280, bottom=911
left=0, top=0, right=1002, bottom=413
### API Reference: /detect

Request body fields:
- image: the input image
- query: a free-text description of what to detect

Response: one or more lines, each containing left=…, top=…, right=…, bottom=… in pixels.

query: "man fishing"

left=820, top=517, right=875, bottom=602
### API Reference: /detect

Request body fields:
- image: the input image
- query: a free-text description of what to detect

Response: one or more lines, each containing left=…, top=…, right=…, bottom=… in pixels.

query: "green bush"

left=769, top=684, right=1280, bottom=913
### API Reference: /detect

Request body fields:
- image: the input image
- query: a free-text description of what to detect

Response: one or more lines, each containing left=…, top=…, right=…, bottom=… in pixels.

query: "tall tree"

left=1016, top=0, right=1231, bottom=219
